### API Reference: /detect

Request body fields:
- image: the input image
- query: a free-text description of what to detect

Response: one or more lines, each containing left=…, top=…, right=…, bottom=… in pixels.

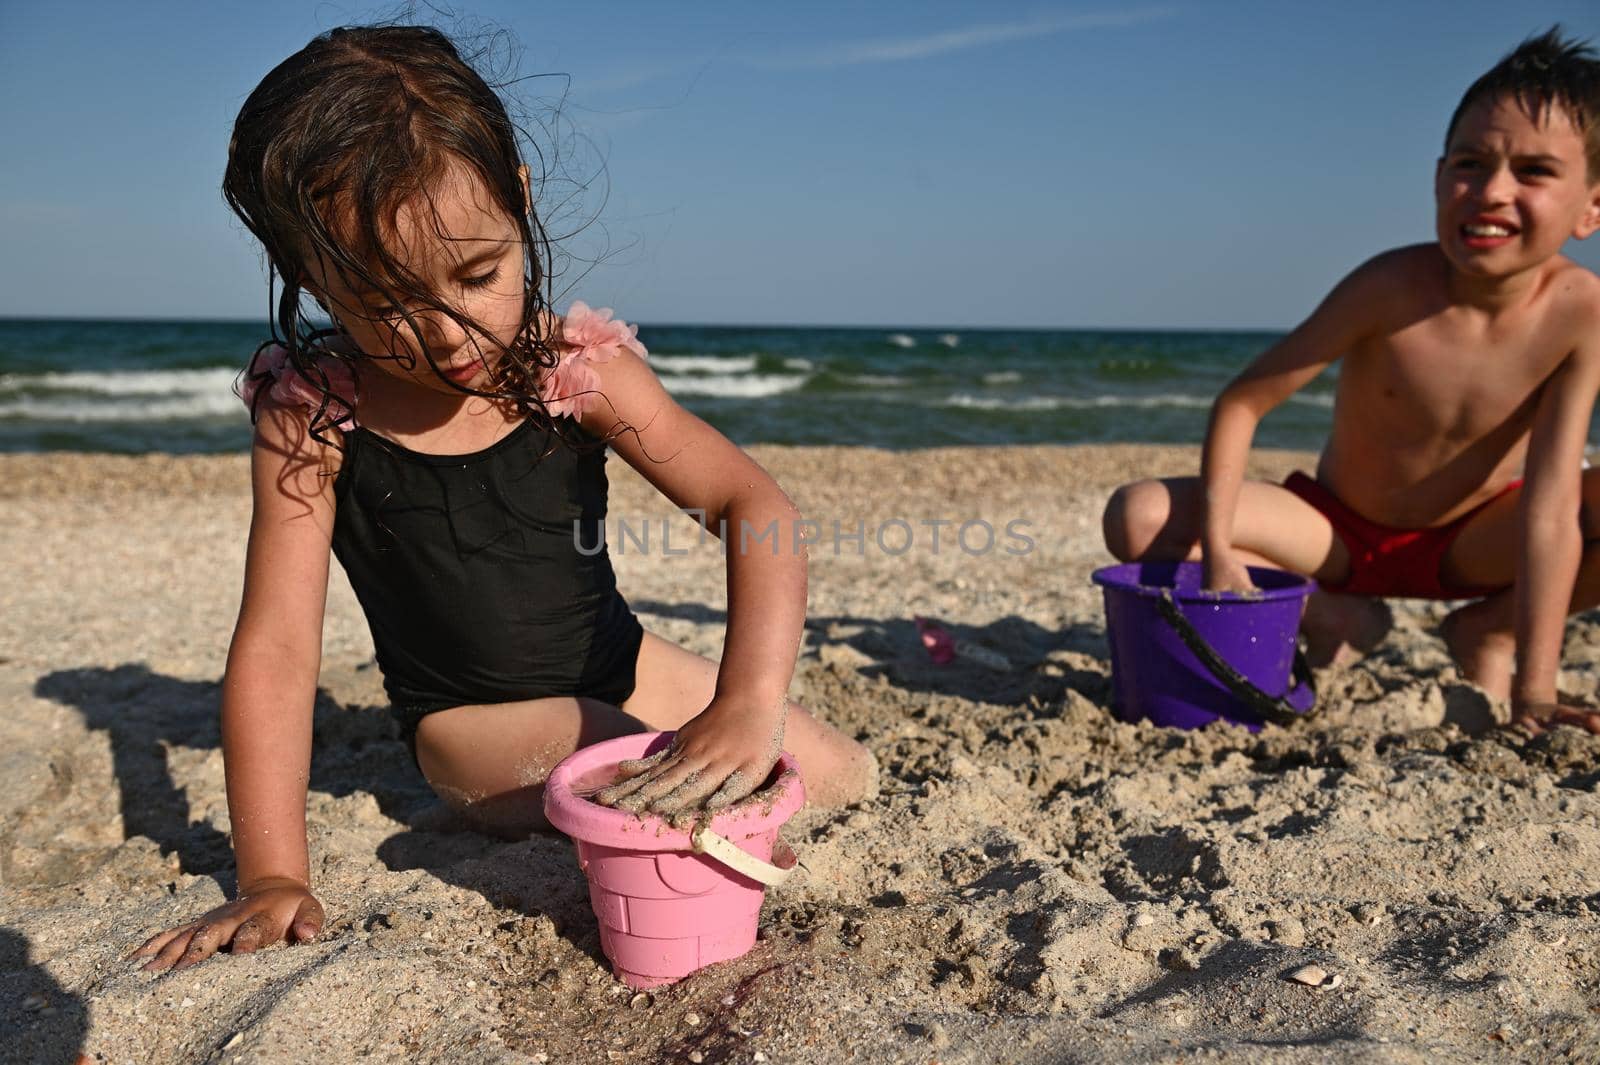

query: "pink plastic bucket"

left=543, top=731, right=806, bottom=989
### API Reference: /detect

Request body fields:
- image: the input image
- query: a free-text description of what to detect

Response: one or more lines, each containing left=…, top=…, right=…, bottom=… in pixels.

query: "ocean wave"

left=844, top=374, right=910, bottom=387
left=1288, top=393, right=1334, bottom=408
left=939, top=392, right=1214, bottom=412
left=0, top=393, right=245, bottom=422
left=0, top=367, right=241, bottom=397
left=982, top=371, right=1022, bottom=384
left=885, top=333, right=915, bottom=348
left=651, top=354, right=759, bottom=375
left=0, top=368, right=245, bottom=422
left=659, top=374, right=807, bottom=398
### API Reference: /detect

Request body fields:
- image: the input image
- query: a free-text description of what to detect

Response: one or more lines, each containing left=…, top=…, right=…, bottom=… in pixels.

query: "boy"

left=1101, top=29, right=1600, bottom=736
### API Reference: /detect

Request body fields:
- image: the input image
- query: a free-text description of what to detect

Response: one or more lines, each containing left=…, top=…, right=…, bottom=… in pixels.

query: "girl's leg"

left=621, top=631, right=879, bottom=809
left=411, top=628, right=880, bottom=839
left=1102, top=476, right=1387, bottom=664
left=413, top=696, right=644, bottom=838
left=1441, top=468, right=1600, bottom=699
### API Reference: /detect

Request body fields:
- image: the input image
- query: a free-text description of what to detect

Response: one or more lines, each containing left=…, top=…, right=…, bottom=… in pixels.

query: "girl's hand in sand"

left=1511, top=700, right=1600, bottom=737
left=594, top=698, right=786, bottom=818
left=1202, top=549, right=1256, bottom=594
left=128, top=877, right=324, bottom=974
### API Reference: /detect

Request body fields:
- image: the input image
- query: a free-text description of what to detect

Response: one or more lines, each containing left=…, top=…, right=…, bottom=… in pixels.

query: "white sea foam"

left=1288, top=393, right=1335, bottom=408
left=2, top=368, right=241, bottom=397
left=886, top=333, right=915, bottom=348
left=0, top=392, right=245, bottom=422
left=783, top=357, right=815, bottom=371
left=937, top=333, right=960, bottom=348
left=659, top=374, right=807, bottom=398
left=982, top=371, right=1022, bottom=384
left=0, top=368, right=245, bottom=422
left=845, top=374, right=909, bottom=387
left=940, top=392, right=1213, bottom=411
left=651, top=354, right=759, bottom=375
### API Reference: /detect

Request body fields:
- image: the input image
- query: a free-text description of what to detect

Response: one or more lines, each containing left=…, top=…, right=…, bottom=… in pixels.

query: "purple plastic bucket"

left=1092, top=561, right=1316, bottom=731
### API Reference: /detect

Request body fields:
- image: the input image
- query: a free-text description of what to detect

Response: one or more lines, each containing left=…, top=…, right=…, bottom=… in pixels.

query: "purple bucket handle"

left=1152, top=588, right=1318, bottom=726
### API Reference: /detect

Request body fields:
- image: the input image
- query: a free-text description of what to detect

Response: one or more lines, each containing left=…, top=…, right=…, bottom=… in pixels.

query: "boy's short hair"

left=1445, top=26, right=1600, bottom=180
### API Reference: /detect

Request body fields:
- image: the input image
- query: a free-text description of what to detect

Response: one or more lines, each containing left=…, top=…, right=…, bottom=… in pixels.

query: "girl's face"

left=305, top=160, right=529, bottom=394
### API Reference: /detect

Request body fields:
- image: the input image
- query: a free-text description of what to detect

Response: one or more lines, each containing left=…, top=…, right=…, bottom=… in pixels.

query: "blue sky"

left=3, top=1, right=1600, bottom=328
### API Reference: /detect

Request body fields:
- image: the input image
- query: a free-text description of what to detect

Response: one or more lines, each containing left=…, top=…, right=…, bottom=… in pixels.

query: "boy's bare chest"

left=1347, top=323, right=1561, bottom=437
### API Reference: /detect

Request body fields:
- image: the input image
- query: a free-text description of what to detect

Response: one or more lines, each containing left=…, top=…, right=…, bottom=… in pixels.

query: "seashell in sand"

left=1287, top=964, right=1328, bottom=987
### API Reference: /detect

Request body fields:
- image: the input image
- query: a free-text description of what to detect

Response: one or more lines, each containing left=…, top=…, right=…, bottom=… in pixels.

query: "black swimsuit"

left=330, top=417, right=643, bottom=758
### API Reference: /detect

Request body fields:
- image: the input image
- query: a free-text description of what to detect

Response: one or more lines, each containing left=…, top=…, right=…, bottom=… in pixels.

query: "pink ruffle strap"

left=239, top=343, right=359, bottom=429
left=540, top=301, right=648, bottom=419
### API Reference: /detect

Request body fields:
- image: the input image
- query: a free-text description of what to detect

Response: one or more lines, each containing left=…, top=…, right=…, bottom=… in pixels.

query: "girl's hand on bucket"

left=1202, top=550, right=1256, bottom=594
left=127, top=877, right=324, bottom=974
left=593, top=697, right=786, bottom=817
left=1511, top=699, right=1600, bottom=737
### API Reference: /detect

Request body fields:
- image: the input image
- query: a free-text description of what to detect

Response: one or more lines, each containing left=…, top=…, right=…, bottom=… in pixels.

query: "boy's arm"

left=1200, top=255, right=1393, bottom=588
left=132, top=402, right=336, bottom=971
left=1512, top=333, right=1600, bottom=728
left=579, top=349, right=803, bottom=814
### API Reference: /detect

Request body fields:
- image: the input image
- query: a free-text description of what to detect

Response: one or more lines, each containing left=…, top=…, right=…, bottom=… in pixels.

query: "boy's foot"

left=1301, top=591, right=1392, bottom=668
left=1441, top=597, right=1515, bottom=701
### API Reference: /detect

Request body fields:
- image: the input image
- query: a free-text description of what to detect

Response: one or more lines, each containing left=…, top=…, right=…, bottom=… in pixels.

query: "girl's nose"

left=419, top=306, right=470, bottom=356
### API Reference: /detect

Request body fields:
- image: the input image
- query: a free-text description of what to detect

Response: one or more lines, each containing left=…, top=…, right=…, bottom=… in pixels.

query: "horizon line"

left=0, top=313, right=1290, bottom=335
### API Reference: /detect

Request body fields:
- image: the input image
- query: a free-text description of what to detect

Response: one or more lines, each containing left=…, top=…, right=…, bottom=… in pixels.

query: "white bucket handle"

left=690, top=824, right=797, bottom=887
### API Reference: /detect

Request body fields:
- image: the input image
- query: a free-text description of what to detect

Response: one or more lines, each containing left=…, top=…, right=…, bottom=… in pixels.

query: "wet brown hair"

left=1446, top=26, right=1600, bottom=181
left=226, top=24, right=569, bottom=440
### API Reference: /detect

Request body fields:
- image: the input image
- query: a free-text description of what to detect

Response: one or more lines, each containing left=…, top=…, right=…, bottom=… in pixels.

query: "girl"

left=131, top=24, right=877, bottom=975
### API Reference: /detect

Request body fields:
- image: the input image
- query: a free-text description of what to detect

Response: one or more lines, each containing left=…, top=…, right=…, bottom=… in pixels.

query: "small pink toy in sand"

left=914, top=616, right=1013, bottom=670
left=543, top=731, right=805, bottom=989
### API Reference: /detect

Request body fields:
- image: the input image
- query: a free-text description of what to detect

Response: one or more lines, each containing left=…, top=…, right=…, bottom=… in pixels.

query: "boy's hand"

left=1202, top=549, right=1256, bottom=594
left=1511, top=700, right=1600, bottom=737
left=593, top=697, right=786, bottom=820
left=128, top=877, right=324, bottom=974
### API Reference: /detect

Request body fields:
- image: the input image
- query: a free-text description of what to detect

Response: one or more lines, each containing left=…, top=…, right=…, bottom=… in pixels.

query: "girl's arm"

left=1512, top=334, right=1600, bottom=732
left=1200, top=254, right=1388, bottom=589
left=131, top=401, right=337, bottom=971
left=580, top=348, right=804, bottom=814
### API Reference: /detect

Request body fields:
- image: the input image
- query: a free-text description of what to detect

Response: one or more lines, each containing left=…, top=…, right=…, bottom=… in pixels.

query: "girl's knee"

left=787, top=701, right=878, bottom=808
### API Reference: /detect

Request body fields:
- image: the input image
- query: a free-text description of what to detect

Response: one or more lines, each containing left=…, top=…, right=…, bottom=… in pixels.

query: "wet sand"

left=3, top=445, right=1599, bottom=1063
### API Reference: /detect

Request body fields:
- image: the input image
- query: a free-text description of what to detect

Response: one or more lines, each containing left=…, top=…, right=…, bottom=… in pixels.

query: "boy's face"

left=1435, top=95, right=1600, bottom=279
left=304, top=161, right=530, bottom=395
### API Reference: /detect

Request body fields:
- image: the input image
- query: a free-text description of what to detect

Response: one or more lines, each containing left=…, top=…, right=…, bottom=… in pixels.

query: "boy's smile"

left=1435, top=95, right=1600, bottom=280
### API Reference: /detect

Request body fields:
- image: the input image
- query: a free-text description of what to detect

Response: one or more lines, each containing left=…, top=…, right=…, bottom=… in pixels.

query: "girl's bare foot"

left=1301, top=592, right=1392, bottom=668
left=1441, top=597, right=1515, bottom=702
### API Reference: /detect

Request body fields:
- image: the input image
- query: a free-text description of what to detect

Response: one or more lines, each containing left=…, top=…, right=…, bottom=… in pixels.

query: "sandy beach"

left=4, top=443, right=1599, bottom=1064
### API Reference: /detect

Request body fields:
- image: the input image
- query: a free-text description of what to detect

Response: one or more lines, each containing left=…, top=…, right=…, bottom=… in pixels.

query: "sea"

left=0, top=317, right=1367, bottom=454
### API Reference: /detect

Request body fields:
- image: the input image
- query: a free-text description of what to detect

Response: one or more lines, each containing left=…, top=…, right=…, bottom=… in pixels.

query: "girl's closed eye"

left=370, top=269, right=503, bottom=319
left=462, top=267, right=502, bottom=291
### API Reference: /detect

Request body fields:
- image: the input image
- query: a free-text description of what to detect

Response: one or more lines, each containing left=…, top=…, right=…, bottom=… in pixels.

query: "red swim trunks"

left=1282, top=471, right=1520, bottom=600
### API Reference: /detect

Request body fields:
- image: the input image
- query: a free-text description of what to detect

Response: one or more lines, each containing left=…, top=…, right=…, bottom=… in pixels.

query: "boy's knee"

left=1583, top=467, right=1600, bottom=540
left=1102, top=480, right=1164, bottom=560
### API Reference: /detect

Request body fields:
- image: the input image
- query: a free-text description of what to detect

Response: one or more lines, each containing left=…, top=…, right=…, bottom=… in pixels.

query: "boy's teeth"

left=1464, top=223, right=1512, bottom=237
